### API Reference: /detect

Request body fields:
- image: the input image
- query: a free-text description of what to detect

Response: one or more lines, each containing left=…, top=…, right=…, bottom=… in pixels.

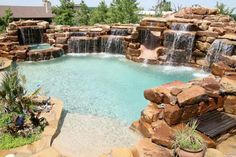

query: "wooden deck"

left=197, top=111, right=236, bottom=138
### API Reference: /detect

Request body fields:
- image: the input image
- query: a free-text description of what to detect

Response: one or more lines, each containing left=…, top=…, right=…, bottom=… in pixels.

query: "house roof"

left=0, top=5, right=54, bottom=19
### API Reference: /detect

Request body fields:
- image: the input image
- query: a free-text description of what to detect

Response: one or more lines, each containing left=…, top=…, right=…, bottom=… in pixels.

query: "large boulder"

left=151, top=120, right=175, bottom=148
left=164, top=104, right=183, bottom=125
left=131, top=138, right=171, bottom=157
left=220, top=76, right=236, bottom=94
left=177, top=85, right=207, bottom=106
left=224, top=96, right=236, bottom=115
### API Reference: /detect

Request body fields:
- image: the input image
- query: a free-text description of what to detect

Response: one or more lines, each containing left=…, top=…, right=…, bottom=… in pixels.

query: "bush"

left=173, top=120, right=204, bottom=151
left=0, top=133, right=39, bottom=150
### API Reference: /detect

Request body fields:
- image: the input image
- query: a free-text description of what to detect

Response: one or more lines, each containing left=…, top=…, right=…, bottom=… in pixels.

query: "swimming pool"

left=19, top=53, right=208, bottom=156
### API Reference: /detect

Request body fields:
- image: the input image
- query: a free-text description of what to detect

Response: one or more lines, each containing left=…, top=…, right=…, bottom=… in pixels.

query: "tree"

left=152, top=0, right=172, bottom=17
left=74, top=0, right=90, bottom=25
left=106, top=0, right=140, bottom=24
left=0, top=8, right=13, bottom=32
left=89, top=0, right=108, bottom=25
left=216, top=2, right=236, bottom=17
left=52, top=0, right=76, bottom=25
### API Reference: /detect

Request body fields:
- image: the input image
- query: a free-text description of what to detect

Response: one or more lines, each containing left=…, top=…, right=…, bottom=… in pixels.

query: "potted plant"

left=173, top=120, right=205, bottom=157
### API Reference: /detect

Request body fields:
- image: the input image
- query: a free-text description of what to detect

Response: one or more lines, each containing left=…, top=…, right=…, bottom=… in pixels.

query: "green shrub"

left=173, top=120, right=204, bottom=151
left=0, top=133, right=40, bottom=150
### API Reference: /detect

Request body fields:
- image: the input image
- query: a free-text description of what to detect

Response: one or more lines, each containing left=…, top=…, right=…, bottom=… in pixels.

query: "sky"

left=0, top=0, right=235, bottom=11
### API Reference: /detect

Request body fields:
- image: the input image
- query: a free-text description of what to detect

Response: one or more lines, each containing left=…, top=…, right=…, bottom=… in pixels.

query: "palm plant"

left=0, top=64, right=26, bottom=114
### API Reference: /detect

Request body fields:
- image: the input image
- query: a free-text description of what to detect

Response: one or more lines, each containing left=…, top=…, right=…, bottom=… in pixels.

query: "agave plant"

left=0, top=64, right=27, bottom=114
left=173, top=120, right=205, bottom=152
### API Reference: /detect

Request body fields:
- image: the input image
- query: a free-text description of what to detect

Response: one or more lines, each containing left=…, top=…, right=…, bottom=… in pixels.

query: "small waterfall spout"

left=101, top=36, right=125, bottom=54
left=18, top=27, right=44, bottom=45
left=164, top=23, right=196, bottom=64
left=68, top=37, right=99, bottom=53
left=68, top=36, right=125, bottom=54
left=206, top=39, right=235, bottom=65
left=110, top=28, right=129, bottom=36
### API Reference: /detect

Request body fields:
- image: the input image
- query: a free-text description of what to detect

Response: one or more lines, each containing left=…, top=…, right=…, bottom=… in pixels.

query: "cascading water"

left=206, top=39, right=235, bottom=65
left=18, top=27, right=44, bottom=45
left=164, top=23, right=196, bottom=64
left=101, top=36, right=125, bottom=54
left=68, top=36, right=125, bottom=54
left=110, top=28, right=129, bottom=36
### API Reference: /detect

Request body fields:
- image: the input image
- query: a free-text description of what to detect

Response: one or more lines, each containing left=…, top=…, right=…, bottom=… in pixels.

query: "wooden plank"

left=196, top=111, right=236, bottom=138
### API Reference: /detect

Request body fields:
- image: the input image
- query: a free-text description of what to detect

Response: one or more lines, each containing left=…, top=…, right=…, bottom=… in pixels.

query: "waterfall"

left=110, top=29, right=129, bottom=36
left=164, top=23, right=196, bottom=64
left=206, top=39, right=235, bottom=65
left=138, top=30, right=161, bottom=50
left=18, top=27, right=44, bottom=45
left=101, top=36, right=125, bottom=54
left=68, top=36, right=125, bottom=54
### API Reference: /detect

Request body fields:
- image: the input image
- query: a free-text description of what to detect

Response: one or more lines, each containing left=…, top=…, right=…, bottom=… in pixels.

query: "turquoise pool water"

left=29, top=43, right=53, bottom=51
left=19, top=53, right=208, bottom=124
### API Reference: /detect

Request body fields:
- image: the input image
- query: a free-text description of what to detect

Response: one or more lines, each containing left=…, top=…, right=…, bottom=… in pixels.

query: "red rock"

left=208, top=98, right=217, bottom=111
left=201, top=77, right=220, bottom=97
left=139, top=119, right=154, bottom=138
left=170, top=88, right=182, bottom=96
left=141, top=104, right=160, bottom=123
left=217, top=96, right=225, bottom=108
left=177, top=85, right=207, bottom=106
left=132, top=138, right=172, bottom=157
left=224, top=96, right=236, bottom=115
left=222, top=55, right=236, bottom=68
left=181, top=104, right=198, bottom=121
left=151, top=120, right=175, bottom=148
left=220, top=76, right=236, bottom=94
left=127, top=47, right=141, bottom=57
left=144, top=89, right=163, bottom=104
left=129, top=43, right=140, bottom=49
left=196, top=31, right=219, bottom=38
left=56, top=37, right=68, bottom=44
left=164, top=104, right=183, bottom=125
left=211, top=62, right=234, bottom=77
left=198, top=101, right=209, bottom=115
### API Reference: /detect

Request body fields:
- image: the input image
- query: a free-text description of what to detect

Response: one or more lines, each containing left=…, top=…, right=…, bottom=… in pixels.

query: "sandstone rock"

left=177, top=85, right=207, bottom=106
left=191, top=7, right=208, bottom=15
left=37, top=21, right=49, bottom=29
left=220, top=76, right=236, bottom=94
left=164, top=104, right=183, bottom=125
left=209, top=27, right=226, bottom=36
left=196, top=41, right=211, bottom=52
left=201, top=77, right=220, bottom=97
left=127, top=48, right=141, bottom=57
left=56, top=37, right=68, bottom=44
left=217, top=135, right=236, bottom=156
left=31, top=148, right=61, bottom=157
left=206, top=37, right=216, bottom=43
left=196, top=31, right=219, bottom=38
left=219, top=34, right=236, bottom=41
left=111, top=148, right=134, bottom=157
left=144, top=89, right=163, bottom=104
left=151, top=120, right=175, bottom=148
left=132, top=138, right=171, bottom=157
left=211, top=62, right=234, bottom=77
left=181, top=104, right=198, bottom=120
left=222, top=55, right=236, bottom=68
left=129, top=43, right=140, bottom=49
left=170, top=88, right=182, bottom=96
left=224, top=96, right=236, bottom=115
left=139, top=119, right=154, bottom=138
left=141, top=104, right=160, bottom=123
left=198, top=101, right=209, bottom=115
left=205, top=149, right=224, bottom=157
